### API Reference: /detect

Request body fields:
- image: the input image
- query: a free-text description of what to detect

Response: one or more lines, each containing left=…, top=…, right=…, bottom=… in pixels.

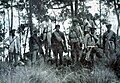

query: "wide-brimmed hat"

left=55, top=25, right=60, bottom=29
left=106, top=23, right=112, bottom=28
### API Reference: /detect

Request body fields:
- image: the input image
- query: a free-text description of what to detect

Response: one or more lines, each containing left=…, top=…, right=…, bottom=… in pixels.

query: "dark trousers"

left=53, top=51, right=63, bottom=66
left=53, top=50, right=63, bottom=67
left=8, top=50, right=18, bottom=66
left=44, top=42, right=51, bottom=58
left=89, top=47, right=102, bottom=64
left=70, top=42, right=81, bottom=64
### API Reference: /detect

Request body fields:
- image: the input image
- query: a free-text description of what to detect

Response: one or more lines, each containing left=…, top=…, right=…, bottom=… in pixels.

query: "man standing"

left=41, top=15, right=52, bottom=59
left=29, top=29, right=41, bottom=65
left=68, top=18, right=83, bottom=64
left=103, top=23, right=116, bottom=59
left=3, top=29, right=20, bottom=66
left=51, top=25, right=67, bottom=67
left=84, top=26, right=102, bottom=67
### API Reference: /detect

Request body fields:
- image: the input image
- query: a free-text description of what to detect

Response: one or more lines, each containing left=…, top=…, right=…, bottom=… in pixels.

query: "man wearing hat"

left=29, top=28, right=43, bottom=65
left=68, top=18, right=84, bottom=64
left=84, top=26, right=101, bottom=67
left=3, top=29, right=20, bottom=66
left=41, top=15, right=52, bottom=59
left=103, top=23, right=116, bottom=59
left=51, top=25, right=67, bottom=67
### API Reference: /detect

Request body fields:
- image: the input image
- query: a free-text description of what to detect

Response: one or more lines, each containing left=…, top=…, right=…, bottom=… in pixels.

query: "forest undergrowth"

left=0, top=53, right=120, bottom=83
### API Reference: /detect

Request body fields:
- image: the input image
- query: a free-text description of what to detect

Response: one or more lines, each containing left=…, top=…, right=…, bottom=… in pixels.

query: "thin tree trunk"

left=18, top=4, right=22, bottom=59
left=70, top=1, right=74, bottom=19
left=3, top=10, right=5, bottom=58
left=7, top=9, right=10, bottom=28
left=114, top=0, right=120, bottom=36
left=82, top=1, right=85, bottom=32
left=75, top=0, right=78, bottom=17
left=99, top=0, right=102, bottom=46
left=10, top=0, right=13, bottom=31
left=29, top=0, right=33, bottom=36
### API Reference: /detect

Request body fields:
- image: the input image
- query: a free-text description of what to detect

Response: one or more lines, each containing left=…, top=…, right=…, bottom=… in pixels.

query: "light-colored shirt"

left=84, top=33, right=99, bottom=48
left=41, top=21, right=52, bottom=33
left=69, top=25, right=84, bottom=43
left=41, top=20, right=52, bottom=47
left=3, top=36, right=20, bottom=53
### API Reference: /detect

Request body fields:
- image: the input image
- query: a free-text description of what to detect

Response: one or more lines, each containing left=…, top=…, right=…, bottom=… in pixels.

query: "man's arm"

left=113, top=33, right=116, bottom=50
left=51, top=33, right=55, bottom=44
left=62, top=32, right=66, bottom=45
left=2, top=37, right=9, bottom=46
left=84, top=34, right=89, bottom=49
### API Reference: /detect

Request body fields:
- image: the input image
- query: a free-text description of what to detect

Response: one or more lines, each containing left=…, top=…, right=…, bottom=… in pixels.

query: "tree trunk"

left=75, top=0, right=78, bottom=17
left=114, top=0, right=120, bottom=36
left=18, top=4, right=22, bottom=58
left=99, top=0, right=102, bottom=46
left=7, top=9, right=10, bottom=31
left=10, top=0, right=13, bottom=31
left=70, top=0, right=74, bottom=18
left=29, top=0, right=33, bottom=36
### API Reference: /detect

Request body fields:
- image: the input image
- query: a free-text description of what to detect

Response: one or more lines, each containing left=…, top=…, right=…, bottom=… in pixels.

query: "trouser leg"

left=14, top=53, right=18, bottom=66
left=59, top=52, right=63, bottom=66
left=53, top=51, right=58, bottom=67
left=90, top=48, right=96, bottom=67
left=48, top=48, right=51, bottom=58
left=76, top=53, right=79, bottom=63
left=32, top=50, right=37, bottom=64
left=47, top=34, right=51, bottom=58
left=71, top=50, right=75, bottom=64
left=8, top=52, right=13, bottom=64
left=75, top=49, right=80, bottom=63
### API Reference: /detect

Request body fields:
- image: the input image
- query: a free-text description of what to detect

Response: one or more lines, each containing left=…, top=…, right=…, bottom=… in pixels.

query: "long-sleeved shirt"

left=103, top=30, right=116, bottom=50
left=41, top=21, right=52, bottom=47
left=3, top=36, right=20, bottom=53
left=51, top=30, right=66, bottom=46
left=41, top=21, right=52, bottom=34
left=84, top=33, right=99, bottom=48
left=69, top=25, right=84, bottom=43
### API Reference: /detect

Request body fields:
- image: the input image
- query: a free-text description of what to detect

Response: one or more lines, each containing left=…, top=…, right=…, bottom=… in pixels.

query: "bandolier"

left=68, top=18, right=83, bottom=64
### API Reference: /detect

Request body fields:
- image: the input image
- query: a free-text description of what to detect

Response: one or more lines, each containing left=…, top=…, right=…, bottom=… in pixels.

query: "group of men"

left=2, top=16, right=117, bottom=67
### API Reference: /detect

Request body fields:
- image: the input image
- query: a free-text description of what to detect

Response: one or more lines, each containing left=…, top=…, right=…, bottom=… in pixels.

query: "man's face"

left=73, top=21, right=77, bottom=26
left=91, top=29, right=95, bottom=34
left=56, top=27, right=60, bottom=31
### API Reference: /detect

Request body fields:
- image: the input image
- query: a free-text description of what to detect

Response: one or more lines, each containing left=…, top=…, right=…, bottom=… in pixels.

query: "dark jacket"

left=51, top=30, right=66, bottom=46
left=103, top=30, right=116, bottom=50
